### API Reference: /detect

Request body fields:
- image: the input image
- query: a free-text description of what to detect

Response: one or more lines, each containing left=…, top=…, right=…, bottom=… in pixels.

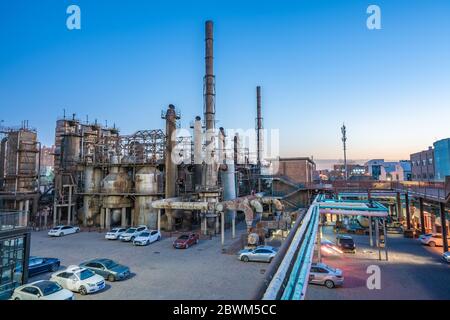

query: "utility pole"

left=341, top=123, right=348, bottom=180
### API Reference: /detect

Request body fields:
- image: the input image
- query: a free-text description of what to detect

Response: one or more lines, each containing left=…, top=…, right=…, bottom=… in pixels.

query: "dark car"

left=80, top=258, right=130, bottom=282
left=336, top=235, right=356, bottom=253
left=17, top=256, right=61, bottom=278
left=173, top=233, right=199, bottom=249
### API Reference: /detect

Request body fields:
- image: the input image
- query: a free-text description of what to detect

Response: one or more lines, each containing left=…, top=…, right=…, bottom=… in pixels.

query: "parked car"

left=309, top=263, right=344, bottom=289
left=133, top=230, right=161, bottom=246
left=80, top=258, right=130, bottom=282
left=320, top=239, right=343, bottom=256
left=48, top=225, right=80, bottom=237
left=419, top=233, right=450, bottom=247
left=50, top=265, right=105, bottom=295
left=119, top=225, right=148, bottom=242
left=11, top=280, right=74, bottom=300
left=22, top=256, right=60, bottom=277
left=442, top=251, right=450, bottom=263
left=336, top=235, right=356, bottom=253
left=238, top=246, right=278, bottom=263
left=105, top=228, right=127, bottom=240
left=173, top=233, right=199, bottom=249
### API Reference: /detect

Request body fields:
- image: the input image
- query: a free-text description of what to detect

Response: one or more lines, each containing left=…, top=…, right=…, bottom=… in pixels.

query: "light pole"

left=341, top=123, right=348, bottom=180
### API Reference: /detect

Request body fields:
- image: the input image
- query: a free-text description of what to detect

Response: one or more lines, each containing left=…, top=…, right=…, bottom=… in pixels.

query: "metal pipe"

left=256, top=86, right=263, bottom=166
left=440, top=202, right=448, bottom=253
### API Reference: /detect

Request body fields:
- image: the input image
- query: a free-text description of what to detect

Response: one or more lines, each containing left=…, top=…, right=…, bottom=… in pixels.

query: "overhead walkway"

left=259, top=195, right=389, bottom=300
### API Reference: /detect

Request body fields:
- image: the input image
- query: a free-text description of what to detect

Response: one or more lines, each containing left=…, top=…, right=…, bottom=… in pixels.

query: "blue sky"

left=1, top=0, right=450, bottom=160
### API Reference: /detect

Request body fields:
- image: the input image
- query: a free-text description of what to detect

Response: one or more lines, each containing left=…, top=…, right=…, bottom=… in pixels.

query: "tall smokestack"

left=256, top=86, right=263, bottom=166
left=204, top=20, right=217, bottom=187
left=204, top=20, right=215, bottom=132
left=163, top=104, right=178, bottom=230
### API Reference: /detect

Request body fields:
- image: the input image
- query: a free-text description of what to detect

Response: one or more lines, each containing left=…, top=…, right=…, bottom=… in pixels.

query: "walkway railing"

left=261, top=195, right=322, bottom=300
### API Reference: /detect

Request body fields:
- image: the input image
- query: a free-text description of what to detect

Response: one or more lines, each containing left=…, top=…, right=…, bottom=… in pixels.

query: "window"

left=151, top=231, right=157, bottom=235
left=428, top=158, right=433, bottom=165
left=422, top=159, right=426, bottom=166
left=57, top=272, right=73, bottom=279
left=21, top=287, right=39, bottom=295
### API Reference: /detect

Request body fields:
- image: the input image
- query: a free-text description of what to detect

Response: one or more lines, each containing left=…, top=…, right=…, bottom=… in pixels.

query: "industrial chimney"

left=256, top=86, right=263, bottom=166
left=204, top=20, right=217, bottom=187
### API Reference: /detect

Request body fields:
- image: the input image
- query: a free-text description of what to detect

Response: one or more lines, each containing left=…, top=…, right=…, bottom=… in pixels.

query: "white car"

left=48, top=225, right=80, bottom=237
left=133, top=230, right=161, bottom=246
left=119, top=225, right=148, bottom=242
left=442, top=251, right=450, bottom=263
left=11, top=280, right=74, bottom=300
left=50, top=265, right=105, bottom=295
left=418, top=233, right=450, bottom=247
left=105, top=227, right=127, bottom=240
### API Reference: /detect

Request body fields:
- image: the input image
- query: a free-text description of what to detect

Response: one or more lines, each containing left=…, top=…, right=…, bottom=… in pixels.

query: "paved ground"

left=306, top=226, right=450, bottom=300
left=29, top=223, right=267, bottom=300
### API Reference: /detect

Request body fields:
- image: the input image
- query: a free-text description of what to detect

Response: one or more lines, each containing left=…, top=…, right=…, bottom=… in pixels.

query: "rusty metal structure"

left=0, top=122, right=40, bottom=225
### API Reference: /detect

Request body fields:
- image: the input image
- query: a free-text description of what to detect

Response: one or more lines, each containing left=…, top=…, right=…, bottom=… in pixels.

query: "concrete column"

left=368, top=217, right=373, bottom=246
left=405, top=193, right=411, bottom=230
left=100, top=208, right=105, bottom=229
left=221, top=212, right=225, bottom=248
left=215, top=214, right=220, bottom=235
left=121, top=207, right=127, bottom=227
left=317, top=224, right=322, bottom=263
left=67, top=186, right=72, bottom=225
left=396, top=192, right=402, bottom=219
left=419, top=198, right=426, bottom=235
left=439, top=202, right=448, bottom=253
left=375, top=218, right=381, bottom=260
left=232, top=212, right=236, bottom=239
left=18, top=201, right=24, bottom=226
left=157, top=209, right=161, bottom=232
left=105, top=208, right=111, bottom=230
left=24, top=200, right=29, bottom=227
left=53, top=203, right=57, bottom=227
left=44, top=211, right=48, bottom=229
left=383, top=218, right=389, bottom=261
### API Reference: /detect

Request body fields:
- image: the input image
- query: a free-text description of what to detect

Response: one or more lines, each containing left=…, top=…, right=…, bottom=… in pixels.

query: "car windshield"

left=102, top=260, right=118, bottom=269
left=126, top=228, right=136, bottom=233
left=140, top=232, right=150, bottom=237
left=340, top=238, right=354, bottom=244
left=178, top=235, right=189, bottom=240
left=77, top=269, right=95, bottom=280
left=111, top=228, right=119, bottom=232
left=35, top=281, right=62, bottom=296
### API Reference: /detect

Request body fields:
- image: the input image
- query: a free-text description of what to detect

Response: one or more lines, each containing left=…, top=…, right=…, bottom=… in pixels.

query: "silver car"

left=237, top=246, right=278, bottom=263
left=442, top=251, right=450, bottom=263
left=309, top=263, right=344, bottom=289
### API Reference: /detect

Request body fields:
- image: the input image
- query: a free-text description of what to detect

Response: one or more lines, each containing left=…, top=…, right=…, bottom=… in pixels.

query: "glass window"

left=21, top=286, right=39, bottom=295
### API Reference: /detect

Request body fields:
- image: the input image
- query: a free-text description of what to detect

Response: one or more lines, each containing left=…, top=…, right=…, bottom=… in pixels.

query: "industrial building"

left=45, top=21, right=311, bottom=240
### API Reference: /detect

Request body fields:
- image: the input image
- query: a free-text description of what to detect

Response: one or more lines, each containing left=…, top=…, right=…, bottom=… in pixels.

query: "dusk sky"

left=1, top=0, right=450, bottom=162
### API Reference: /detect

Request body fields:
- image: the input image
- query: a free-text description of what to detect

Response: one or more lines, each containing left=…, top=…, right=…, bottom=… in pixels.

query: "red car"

left=173, top=233, right=199, bottom=249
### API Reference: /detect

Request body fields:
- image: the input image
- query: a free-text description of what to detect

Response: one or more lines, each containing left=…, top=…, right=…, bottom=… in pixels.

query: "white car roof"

left=65, top=265, right=85, bottom=272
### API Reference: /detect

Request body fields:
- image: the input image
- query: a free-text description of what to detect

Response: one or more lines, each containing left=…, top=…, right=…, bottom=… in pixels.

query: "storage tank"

left=101, top=166, right=132, bottom=225
left=82, top=166, right=102, bottom=226
left=134, top=166, right=160, bottom=228
left=4, top=129, right=38, bottom=193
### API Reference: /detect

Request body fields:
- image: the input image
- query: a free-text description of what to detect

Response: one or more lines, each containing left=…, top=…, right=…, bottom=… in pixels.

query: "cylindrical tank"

left=193, top=116, right=203, bottom=188
left=82, top=166, right=102, bottom=226
left=134, top=166, right=160, bottom=228
left=101, top=166, right=132, bottom=209
left=4, top=129, right=38, bottom=193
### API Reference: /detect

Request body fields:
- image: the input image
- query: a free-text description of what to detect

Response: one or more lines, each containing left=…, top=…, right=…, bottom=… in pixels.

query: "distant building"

left=410, top=146, right=435, bottom=181
left=365, top=159, right=411, bottom=181
left=275, top=157, right=316, bottom=184
left=333, top=164, right=366, bottom=177
left=380, top=160, right=412, bottom=181
left=434, top=138, right=450, bottom=181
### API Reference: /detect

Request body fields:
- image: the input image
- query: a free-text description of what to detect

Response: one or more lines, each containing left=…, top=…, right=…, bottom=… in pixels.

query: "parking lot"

left=28, top=225, right=267, bottom=300
left=306, top=226, right=450, bottom=300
